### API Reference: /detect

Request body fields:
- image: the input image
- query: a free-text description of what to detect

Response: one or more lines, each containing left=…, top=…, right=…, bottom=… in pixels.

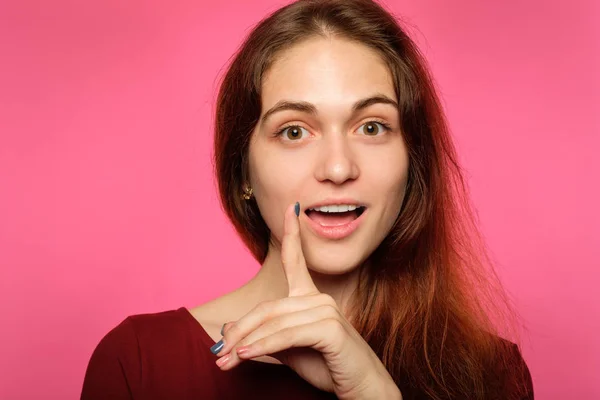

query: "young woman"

left=81, top=0, right=534, bottom=399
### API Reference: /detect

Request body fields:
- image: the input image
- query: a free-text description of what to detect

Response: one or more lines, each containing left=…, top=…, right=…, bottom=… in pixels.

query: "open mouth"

left=305, top=205, right=366, bottom=227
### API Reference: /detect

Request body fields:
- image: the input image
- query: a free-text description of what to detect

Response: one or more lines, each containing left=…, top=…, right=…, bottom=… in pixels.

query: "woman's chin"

left=303, top=248, right=367, bottom=276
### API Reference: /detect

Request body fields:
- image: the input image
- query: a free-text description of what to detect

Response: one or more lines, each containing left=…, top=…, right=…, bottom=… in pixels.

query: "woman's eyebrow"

left=259, top=94, right=398, bottom=125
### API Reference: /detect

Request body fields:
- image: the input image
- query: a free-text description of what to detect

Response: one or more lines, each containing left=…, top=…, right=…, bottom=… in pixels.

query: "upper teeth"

left=309, top=204, right=359, bottom=213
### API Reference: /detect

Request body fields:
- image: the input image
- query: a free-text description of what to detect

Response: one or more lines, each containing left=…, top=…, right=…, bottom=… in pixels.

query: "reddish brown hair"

left=213, top=0, right=532, bottom=398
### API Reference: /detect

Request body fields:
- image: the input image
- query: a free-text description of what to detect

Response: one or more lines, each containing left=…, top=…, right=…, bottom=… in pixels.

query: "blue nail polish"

left=210, top=338, right=225, bottom=355
left=294, top=202, right=300, bottom=217
left=220, top=323, right=225, bottom=336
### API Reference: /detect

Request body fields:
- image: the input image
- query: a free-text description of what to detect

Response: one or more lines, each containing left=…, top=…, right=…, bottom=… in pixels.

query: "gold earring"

left=242, top=186, right=253, bottom=200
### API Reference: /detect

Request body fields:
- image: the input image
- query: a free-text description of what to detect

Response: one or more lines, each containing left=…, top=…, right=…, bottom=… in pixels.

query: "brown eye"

left=361, top=121, right=384, bottom=136
left=279, top=125, right=308, bottom=141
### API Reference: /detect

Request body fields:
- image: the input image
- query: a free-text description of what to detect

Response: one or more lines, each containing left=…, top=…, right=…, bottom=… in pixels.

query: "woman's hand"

left=213, top=203, right=402, bottom=400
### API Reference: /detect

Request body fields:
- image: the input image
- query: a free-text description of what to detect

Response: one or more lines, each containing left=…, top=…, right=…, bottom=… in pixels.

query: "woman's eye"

left=276, top=121, right=390, bottom=140
left=278, top=125, right=309, bottom=141
left=358, top=121, right=390, bottom=136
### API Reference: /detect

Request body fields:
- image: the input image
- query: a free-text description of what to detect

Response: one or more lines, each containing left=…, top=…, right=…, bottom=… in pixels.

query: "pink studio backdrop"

left=0, top=0, right=598, bottom=398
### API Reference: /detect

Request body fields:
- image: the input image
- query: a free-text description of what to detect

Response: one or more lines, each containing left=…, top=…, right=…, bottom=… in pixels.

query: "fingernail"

left=294, top=202, right=300, bottom=217
left=210, top=338, right=225, bottom=355
left=216, top=353, right=231, bottom=367
left=220, top=323, right=226, bottom=336
left=236, top=346, right=251, bottom=357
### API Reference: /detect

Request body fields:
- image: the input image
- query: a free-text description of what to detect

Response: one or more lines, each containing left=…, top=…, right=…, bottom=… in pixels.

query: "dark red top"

left=81, top=307, right=533, bottom=399
left=81, top=307, right=337, bottom=399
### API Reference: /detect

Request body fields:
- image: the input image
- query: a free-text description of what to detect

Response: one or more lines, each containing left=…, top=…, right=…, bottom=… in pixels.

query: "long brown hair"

left=213, top=0, right=532, bottom=398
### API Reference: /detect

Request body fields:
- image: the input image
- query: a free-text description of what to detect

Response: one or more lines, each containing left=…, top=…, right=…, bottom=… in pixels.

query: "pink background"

left=1, top=0, right=598, bottom=398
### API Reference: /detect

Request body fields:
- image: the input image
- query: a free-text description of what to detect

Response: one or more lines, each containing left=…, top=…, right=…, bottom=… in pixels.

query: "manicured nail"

left=294, top=202, right=300, bottom=217
left=210, top=338, right=225, bottom=355
left=216, top=353, right=231, bottom=367
left=236, top=345, right=252, bottom=357
left=220, top=323, right=226, bottom=336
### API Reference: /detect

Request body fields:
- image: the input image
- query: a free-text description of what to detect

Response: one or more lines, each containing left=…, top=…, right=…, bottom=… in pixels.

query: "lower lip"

left=303, top=209, right=366, bottom=240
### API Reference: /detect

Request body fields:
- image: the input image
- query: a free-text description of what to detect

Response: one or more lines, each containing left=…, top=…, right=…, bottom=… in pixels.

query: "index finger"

left=281, top=202, right=319, bottom=297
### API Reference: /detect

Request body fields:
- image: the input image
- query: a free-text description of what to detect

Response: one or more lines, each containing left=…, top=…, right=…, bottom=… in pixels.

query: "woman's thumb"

left=220, top=322, right=232, bottom=336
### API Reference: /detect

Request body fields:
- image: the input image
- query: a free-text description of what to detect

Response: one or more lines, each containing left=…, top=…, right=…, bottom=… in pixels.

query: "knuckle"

left=267, top=315, right=286, bottom=333
left=224, top=322, right=236, bottom=334
left=325, top=317, right=346, bottom=336
left=321, top=304, right=341, bottom=319
left=255, top=301, right=270, bottom=315
left=317, top=293, right=338, bottom=308
left=281, top=327, right=296, bottom=342
left=256, top=300, right=279, bottom=320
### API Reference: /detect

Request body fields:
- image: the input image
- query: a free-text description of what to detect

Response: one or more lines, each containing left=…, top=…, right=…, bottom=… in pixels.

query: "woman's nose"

left=314, top=134, right=360, bottom=185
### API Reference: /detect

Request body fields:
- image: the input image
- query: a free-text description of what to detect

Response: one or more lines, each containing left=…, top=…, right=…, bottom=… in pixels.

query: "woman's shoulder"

left=80, top=312, right=146, bottom=399
left=90, top=308, right=193, bottom=345
left=81, top=307, right=218, bottom=399
left=101, top=306, right=217, bottom=355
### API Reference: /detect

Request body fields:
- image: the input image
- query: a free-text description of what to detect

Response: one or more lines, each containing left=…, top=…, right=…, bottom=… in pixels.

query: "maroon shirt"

left=81, top=307, right=533, bottom=399
left=81, top=307, right=337, bottom=399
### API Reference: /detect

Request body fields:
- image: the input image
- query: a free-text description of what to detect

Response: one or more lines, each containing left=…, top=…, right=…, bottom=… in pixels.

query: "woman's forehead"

left=260, top=37, right=396, bottom=111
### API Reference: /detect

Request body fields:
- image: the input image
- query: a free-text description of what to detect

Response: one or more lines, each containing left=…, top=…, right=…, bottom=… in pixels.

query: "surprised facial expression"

left=248, top=37, right=410, bottom=275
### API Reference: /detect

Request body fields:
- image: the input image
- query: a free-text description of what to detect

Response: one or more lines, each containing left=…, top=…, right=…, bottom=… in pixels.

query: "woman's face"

left=248, top=37, right=409, bottom=275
